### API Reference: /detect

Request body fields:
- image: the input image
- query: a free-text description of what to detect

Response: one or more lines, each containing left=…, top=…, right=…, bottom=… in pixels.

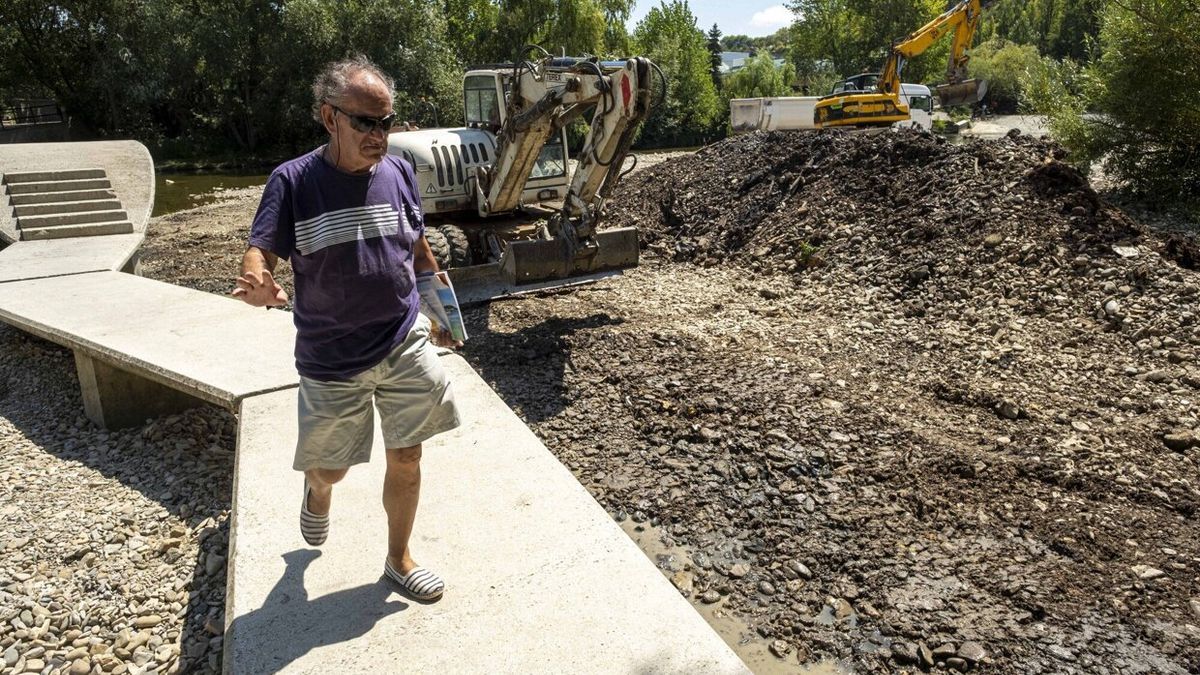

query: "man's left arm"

left=413, top=235, right=440, bottom=275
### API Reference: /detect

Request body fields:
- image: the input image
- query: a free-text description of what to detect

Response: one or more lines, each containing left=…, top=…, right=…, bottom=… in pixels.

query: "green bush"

left=1030, top=0, right=1200, bottom=200
left=968, top=39, right=1043, bottom=113
left=723, top=53, right=796, bottom=100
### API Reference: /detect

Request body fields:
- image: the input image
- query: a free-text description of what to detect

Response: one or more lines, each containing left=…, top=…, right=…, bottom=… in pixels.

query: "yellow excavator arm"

left=879, top=0, right=989, bottom=106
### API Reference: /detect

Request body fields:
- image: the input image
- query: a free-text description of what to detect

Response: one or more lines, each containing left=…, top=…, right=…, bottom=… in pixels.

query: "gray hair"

left=311, top=55, right=395, bottom=122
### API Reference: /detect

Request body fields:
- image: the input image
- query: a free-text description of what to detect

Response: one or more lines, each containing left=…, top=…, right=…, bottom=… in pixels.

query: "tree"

left=788, top=0, right=955, bottom=85
left=632, top=1, right=721, bottom=148
left=723, top=52, right=796, bottom=100
left=721, top=34, right=755, bottom=52
left=967, top=39, right=1043, bottom=113
left=1035, top=0, right=1200, bottom=200
left=443, top=0, right=500, bottom=65
left=706, top=23, right=724, bottom=90
left=979, top=0, right=1102, bottom=62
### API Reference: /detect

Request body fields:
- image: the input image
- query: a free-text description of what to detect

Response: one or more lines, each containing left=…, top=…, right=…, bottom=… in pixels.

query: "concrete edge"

left=0, top=299, right=236, bottom=409
left=133, top=142, right=156, bottom=233
left=223, top=395, right=254, bottom=669
left=0, top=235, right=145, bottom=285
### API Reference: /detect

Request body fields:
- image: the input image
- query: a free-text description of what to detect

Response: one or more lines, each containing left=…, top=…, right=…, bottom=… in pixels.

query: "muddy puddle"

left=620, top=519, right=851, bottom=674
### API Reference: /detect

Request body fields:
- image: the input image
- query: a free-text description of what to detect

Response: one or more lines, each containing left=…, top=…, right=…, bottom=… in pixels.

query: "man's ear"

left=320, top=103, right=337, bottom=135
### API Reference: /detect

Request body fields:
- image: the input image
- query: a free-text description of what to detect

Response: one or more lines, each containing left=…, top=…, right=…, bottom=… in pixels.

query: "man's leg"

left=383, top=444, right=422, bottom=575
left=304, top=467, right=349, bottom=515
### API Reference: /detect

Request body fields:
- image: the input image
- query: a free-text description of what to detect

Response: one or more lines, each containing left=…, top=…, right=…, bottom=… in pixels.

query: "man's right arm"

left=233, top=246, right=288, bottom=307
left=242, top=245, right=278, bottom=278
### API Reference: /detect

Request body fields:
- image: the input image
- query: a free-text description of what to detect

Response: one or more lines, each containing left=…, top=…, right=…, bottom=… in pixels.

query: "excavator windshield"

left=464, top=75, right=501, bottom=127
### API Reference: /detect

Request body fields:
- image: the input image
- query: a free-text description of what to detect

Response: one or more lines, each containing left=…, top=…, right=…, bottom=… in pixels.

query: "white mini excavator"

left=387, top=48, right=657, bottom=304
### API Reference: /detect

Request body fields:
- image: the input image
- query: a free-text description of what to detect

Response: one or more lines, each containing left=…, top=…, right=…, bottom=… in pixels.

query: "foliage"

left=1031, top=0, right=1200, bottom=200
left=721, top=28, right=791, bottom=55
left=723, top=53, right=796, bottom=100
left=787, top=0, right=948, bottom=85
left=492, top=0, right=633, bottom=61
left=979, top=0, right=1102, bottom=62
left=631, top=1, right=722, bottom=148
left=706, top=24, right=723, bottom=91
left=967, top=39, right=1043, bottom=113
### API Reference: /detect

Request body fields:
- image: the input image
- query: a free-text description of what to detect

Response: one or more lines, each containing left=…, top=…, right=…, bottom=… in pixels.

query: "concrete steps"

left=13, top=199, right=122, bottom=216
left=2, top=168, right=132, bottom=240
left=10, top=188, right=118, bottom=205
left=19, top=208, right=128, bottom=228
left=6, top=177, right=113, bottom=194
left=20, top=220, right=134, bottom=240
left=3, top=168, right=107, bottom=183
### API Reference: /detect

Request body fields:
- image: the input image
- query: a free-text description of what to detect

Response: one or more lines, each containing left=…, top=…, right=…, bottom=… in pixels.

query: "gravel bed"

left=0, top=325, right=235, bottom=675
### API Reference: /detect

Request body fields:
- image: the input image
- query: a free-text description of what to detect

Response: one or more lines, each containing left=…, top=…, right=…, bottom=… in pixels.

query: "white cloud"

left=749, top=5, right=793, bottom=31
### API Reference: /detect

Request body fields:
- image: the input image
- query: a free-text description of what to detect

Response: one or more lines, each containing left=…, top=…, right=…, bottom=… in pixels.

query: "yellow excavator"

left=814, top=0, right=991, bottom=129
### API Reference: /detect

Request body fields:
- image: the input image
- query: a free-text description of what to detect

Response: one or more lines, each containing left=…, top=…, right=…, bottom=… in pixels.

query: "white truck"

left=731, top=80, right=934, bottom=133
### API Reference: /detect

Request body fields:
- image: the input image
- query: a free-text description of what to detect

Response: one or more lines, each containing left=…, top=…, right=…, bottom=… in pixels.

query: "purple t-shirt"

left=248, top=147, right=425, bottom=381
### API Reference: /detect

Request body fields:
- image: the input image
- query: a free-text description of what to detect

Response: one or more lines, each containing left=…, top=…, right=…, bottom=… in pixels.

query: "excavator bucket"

left=934, top=78, right=988, bottom=107
left=446, top=227, right=640, bottom=305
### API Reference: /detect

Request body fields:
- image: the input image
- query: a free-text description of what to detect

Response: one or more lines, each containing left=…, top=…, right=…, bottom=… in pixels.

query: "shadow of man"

left=225, top=549, right=410, bottom=673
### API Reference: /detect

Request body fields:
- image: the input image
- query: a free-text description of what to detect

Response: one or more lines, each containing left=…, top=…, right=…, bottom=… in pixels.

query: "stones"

left=0, top=328, right=235, bottom=675
left=1189, top=598, right=1200, bottom=621
left=1131, top=564, right=1166, bottom=580
left=757, top=581, right=776, bottom=596
left=671, top=571, right=695, bottom=595
left=917, top=641, right=935, bottom=668
left=727, top=563, right=749, bottom=579
left=699, top=590, right=721, bottom=604
left=932, top=643, right=957, bottom=659
left=769, top=639, right=792, bottom=658
left=133, top=614, right=163, bottom=629
left=891, top=642, right=919, bottom=665
left=996, top=399, right=1021, bottom=420
left=1163, top=430, right=1199, bottom=451
left=787, top=561, right=813, bottom=580
left=958, top=641, right=986, bottom=663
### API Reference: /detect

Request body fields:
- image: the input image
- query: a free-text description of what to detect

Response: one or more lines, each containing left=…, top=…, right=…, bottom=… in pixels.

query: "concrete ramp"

left=229, top=357, right=749, bottom=674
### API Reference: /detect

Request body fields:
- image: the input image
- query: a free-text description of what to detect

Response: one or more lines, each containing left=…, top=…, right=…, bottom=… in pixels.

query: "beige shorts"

left=293, top=314, right=461, bottom=471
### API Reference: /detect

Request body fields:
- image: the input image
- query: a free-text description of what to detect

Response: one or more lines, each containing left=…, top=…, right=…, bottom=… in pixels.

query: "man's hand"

left=429, top=322, right=463, bottom=349
left=232, top=269, right=288, bottom=307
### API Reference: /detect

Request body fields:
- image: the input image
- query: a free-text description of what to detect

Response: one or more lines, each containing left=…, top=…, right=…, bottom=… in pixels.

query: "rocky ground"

left=0, top=326, right=235, bottom=675
left=3, top=132, right=1198, bottom=674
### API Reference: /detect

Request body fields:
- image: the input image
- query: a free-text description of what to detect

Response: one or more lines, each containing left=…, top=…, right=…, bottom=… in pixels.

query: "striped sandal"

left=384, top=559, right=445, bottom=600
left=300, top=479, right=329, bottom=546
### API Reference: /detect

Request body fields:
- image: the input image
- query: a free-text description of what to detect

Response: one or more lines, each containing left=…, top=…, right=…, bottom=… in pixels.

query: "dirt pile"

left=612, top=129, right=1141, bottom=272
left=136, top=138, right=1200, bottom=673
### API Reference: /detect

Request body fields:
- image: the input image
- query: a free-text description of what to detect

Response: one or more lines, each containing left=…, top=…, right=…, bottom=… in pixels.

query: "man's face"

left=322, top=72, right=394, bottom=169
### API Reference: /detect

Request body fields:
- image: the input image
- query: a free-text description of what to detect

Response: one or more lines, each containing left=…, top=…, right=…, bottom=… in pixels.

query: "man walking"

left=232, top=55, right=459, bottom=601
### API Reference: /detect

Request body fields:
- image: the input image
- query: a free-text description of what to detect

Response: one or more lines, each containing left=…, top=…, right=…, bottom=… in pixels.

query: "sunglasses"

left=330, top=104, right=398, bottom=133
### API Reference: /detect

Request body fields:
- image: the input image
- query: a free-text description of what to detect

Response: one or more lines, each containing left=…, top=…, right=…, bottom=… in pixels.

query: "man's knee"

left=308, top=467, right=349, bottom=485
left=387, top=445, right=422, bottom=465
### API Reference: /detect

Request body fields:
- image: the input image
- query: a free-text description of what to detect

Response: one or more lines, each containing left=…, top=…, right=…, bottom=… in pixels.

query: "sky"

left=625, top=1, right=795, bottom=38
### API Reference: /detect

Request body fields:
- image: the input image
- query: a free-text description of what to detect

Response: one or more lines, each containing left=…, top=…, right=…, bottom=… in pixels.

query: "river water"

left=153, top=173, right=267, bottom=216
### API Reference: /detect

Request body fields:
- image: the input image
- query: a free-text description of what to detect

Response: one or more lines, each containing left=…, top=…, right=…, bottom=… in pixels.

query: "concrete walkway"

left=0, top=141, right=750, bottom=673
left=230, top=366, right=747, bottom=674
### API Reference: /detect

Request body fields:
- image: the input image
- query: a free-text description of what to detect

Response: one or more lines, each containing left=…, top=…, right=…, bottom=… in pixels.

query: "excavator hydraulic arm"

left=472, top=55, right=654, bottom=285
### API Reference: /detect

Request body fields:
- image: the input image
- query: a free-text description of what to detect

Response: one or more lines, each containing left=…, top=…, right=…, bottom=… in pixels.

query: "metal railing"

left=0, top=102, right=65, bottom=128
